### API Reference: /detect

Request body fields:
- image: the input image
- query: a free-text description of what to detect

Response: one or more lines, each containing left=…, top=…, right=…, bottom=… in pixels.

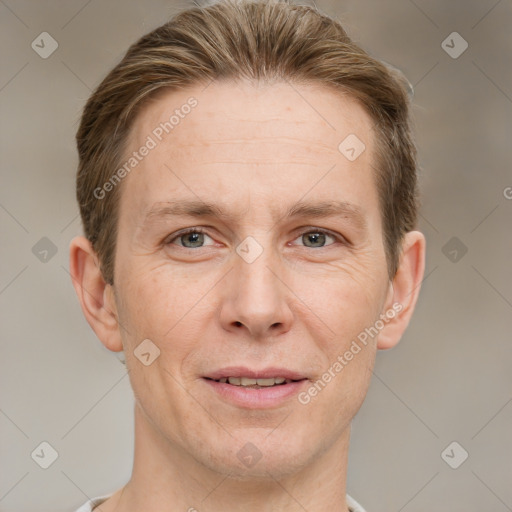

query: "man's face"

left=111, top=80, right=392, bottom=478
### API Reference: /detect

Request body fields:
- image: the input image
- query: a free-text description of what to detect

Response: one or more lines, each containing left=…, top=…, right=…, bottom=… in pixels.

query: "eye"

left=293, top=228, right=340, bottom=248
left=165, top=227, right=344, bottom=250
left=166, top=228, right=215, bottom=248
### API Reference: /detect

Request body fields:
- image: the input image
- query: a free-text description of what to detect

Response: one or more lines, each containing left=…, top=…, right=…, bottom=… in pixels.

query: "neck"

left=114, top=402, right=352, bottom=512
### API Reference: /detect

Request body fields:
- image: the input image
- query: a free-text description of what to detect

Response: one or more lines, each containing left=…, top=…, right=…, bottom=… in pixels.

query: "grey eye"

left=180, top=231, right=205, bottom=248
left=296, top=230, right=336, bottom=248
left=168, top=229, right=214, bottom=248
left=303, top=232, right=326, bottom=247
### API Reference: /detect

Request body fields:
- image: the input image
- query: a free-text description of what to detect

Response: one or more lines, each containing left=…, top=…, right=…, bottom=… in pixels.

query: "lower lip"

left=203, top=378, right=308, bottom=409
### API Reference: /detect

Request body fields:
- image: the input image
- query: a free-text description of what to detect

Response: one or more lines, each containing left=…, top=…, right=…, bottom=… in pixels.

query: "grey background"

left=0, top=0, right=511, bottom=511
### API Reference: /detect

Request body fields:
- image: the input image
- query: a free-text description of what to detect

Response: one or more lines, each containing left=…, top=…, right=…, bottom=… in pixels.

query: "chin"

left=193, top=429, right=318, bottom=481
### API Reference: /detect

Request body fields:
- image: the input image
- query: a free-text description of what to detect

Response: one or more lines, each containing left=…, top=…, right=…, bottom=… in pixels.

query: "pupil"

left=306, top=233, right=325, bottom=247
left=185, top=232, right=203, bottom=247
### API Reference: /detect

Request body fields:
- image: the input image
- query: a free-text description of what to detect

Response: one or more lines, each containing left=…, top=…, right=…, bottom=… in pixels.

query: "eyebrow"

left=141, top=199, right=367, bottom=231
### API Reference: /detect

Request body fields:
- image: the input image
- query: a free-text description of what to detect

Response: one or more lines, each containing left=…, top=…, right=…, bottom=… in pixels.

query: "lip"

left=204, top=366, right=307, bottom=381
left=202, top=366, right=309, bottom=409
left=203, top=378, right=308, bottom=409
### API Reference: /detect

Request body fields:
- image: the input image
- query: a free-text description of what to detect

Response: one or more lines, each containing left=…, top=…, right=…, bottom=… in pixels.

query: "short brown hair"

left=76, top=0, right=418, bottom=285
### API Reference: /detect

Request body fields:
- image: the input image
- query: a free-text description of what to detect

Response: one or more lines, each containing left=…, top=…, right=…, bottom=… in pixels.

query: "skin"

left=70, top=79, right=425, bottom=512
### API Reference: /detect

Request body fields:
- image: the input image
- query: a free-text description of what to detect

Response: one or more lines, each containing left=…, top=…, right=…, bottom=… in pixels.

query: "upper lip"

left=204, top=366, right=308, bottom=381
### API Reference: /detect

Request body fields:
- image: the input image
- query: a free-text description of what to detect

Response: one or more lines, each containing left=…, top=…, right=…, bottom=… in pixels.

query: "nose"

left=219, top=237, right=294, bottom=339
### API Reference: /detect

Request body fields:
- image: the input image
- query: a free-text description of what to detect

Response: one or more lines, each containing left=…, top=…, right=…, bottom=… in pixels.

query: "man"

left=70, top=1, right=425, bottom=510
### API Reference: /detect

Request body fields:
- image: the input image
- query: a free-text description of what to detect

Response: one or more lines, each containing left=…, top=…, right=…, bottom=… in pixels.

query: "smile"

left=207, top=376, right=301, bottom=387
left=202, top=373, right=308, bottom=409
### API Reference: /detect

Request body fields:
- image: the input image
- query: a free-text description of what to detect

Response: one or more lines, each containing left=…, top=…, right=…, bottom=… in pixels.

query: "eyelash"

left=165, top=227, right=346, bottom=248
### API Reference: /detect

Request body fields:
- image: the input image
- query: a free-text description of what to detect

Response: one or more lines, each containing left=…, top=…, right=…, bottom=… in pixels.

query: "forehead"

left=129, top=80, right=373, bottom=160
left=119, top=79, right=380, bottom=230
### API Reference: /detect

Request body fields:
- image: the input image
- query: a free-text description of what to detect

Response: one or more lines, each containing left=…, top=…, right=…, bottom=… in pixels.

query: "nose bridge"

left=236, top=232, right=281, bottom=303
left=238, top=238, right=277, bottom=291
left=225, top=231, right=292, bottom=336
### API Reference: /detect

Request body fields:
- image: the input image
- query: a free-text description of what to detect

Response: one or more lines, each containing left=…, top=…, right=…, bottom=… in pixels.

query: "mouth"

left=202, top=367, right=309, bottom=408
left=204, top=376, right=305, bottom=388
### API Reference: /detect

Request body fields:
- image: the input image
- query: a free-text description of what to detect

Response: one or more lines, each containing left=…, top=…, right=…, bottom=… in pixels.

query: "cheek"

left=293, top=261, right=385, bottom=343
left=115, top=272, right=199, bottom=410
left=114, top=268, right=169, bottom=348
left=117, top=266, right=208, bottom=362
left=294, top=268, right=383, bottom=414
left=302, top=288, right=377, bottom=421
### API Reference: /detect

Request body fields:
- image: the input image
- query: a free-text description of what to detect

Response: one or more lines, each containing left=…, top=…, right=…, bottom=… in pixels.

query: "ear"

left=377, top=230, right=426, bottom=350
left=69, top=235, right=123, bottom=353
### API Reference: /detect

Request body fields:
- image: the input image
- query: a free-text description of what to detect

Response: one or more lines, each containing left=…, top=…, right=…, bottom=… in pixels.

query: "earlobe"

left=69, top=235, right=123, bottom=353
left=377, top=230, right=426, bottom=350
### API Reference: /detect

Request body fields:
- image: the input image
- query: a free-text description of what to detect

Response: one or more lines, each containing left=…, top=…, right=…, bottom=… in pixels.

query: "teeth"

left=221, top=377, right=291, bottom=386
left=240, top=377, right=257, bottom=386
left=254, top=378, right=277, bottom=387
